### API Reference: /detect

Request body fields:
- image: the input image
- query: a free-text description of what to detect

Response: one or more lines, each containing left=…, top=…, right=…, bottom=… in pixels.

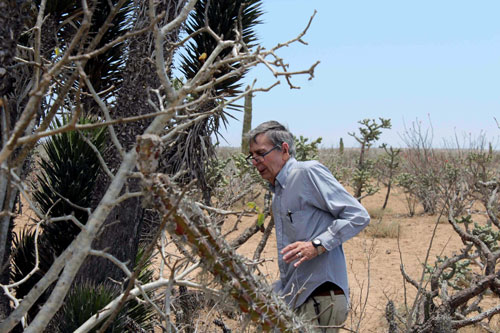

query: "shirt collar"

left=270, top=157, right=296, bottom=192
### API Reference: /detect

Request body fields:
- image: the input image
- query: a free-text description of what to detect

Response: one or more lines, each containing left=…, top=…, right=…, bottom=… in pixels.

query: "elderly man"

left=246, top=121, right=370, bottom=332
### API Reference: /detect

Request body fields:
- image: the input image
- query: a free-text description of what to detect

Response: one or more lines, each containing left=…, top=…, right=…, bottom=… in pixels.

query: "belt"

left=310, top=282, right=344, bottom=297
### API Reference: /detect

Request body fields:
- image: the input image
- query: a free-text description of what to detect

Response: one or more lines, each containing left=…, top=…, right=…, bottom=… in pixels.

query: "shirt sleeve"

left=305, top=162, right=370, bottom=251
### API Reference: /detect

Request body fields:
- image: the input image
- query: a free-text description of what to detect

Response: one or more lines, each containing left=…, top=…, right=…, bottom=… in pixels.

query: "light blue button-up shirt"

left=270, top=158, right=370, bottom=308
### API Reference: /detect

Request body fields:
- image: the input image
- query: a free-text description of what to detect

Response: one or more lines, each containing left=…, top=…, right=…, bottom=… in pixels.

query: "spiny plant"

left=205, top=148, right=232, bottom=191
left=294, top=135, right=322, bottom=161
left=33, top=116, right=106, bottom=250
left=349, top=118, right=391, bottom=201
left=378, top=143, right=401, bottom=210
left=54, top=247, right=155, bottom=333
left=179, top=0, right=263, bottom=97
left=37, top=0, right=133, bottom=108
left=387, top=184, right=500, bottom=332
left=241, top=85, right=253, bottom=154
left=395, top=172, right=418, bottom=217
left=424, top=255, right=473, bottom=291
left=11, top=116, right=106, bottom=321
left=165, top=0, right=264, bottom=204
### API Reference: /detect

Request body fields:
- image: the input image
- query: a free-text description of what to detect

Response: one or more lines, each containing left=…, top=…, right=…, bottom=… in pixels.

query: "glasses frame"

left=246, top=145, right=281, bottom=164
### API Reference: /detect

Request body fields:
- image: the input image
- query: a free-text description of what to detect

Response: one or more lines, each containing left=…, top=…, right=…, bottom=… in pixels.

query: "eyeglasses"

left=246, top=145, right=281, bottom=164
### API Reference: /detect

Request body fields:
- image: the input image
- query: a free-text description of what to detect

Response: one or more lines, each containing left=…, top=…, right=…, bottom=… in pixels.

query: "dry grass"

left=367, top=207, right=390, bottom=220
left=363, top=207, right=400, bottom=238
left=364, top=218, right=399, bottom=238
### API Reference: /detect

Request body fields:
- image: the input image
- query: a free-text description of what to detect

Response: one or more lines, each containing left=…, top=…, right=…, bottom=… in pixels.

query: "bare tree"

left=0, top=0, right=320, bottom=331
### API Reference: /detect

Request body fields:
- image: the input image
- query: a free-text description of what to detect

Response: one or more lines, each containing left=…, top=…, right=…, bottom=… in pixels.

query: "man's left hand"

left=282, top=241, right=317, bottom=268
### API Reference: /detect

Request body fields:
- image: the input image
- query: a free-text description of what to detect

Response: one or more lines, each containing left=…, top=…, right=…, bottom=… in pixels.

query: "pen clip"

left=287, top=210, right=293, bottom=223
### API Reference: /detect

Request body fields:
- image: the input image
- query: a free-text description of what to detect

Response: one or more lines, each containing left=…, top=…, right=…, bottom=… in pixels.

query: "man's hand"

left=282, top=241, right=318, bottom=268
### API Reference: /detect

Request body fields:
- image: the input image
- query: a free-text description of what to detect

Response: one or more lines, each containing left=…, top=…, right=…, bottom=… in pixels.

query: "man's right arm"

left=305, top=162, right=370, bottom=252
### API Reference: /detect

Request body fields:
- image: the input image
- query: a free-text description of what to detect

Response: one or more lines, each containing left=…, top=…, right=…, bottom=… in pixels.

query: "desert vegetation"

left=1, top=0, right=499, bottom=332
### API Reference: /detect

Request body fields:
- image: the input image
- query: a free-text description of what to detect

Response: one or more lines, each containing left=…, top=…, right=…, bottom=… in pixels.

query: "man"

left=247, top=121, right=370, bottom=332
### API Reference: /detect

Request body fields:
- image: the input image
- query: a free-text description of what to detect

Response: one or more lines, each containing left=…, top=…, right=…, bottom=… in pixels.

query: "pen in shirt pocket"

left=287, top=210, right=293, bottom=223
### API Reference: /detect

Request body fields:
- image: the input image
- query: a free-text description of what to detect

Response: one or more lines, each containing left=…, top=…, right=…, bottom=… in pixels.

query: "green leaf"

left=257, top=213, right=265, bottom=227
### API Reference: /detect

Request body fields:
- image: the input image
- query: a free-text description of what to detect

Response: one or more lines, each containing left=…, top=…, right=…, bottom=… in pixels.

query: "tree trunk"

left=354, top=142, right=366, bottom=199
left=0, top=0, right=31, bottom=320
left=77, top=0, right=187, bottom=285
left=382, top=180, right=392, bottom=209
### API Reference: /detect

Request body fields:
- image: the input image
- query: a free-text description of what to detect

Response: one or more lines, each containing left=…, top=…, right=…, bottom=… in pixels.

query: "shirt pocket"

left=285, top=210, right=312, bottom=242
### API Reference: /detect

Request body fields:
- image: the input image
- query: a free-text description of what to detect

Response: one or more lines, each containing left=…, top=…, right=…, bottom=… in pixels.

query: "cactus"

left=241, top=86, right=253, bottom=154
left=380, top=144, right=401, bottom=210
left=349, top=118, right=391, bottom=201
left=294, top=135, right=322, bottom=161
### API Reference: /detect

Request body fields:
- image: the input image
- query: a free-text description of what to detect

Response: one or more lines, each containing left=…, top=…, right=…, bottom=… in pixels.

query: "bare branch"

left=78, top=64, right=124, bottom=155
left=77, top=130, right=115, bottom=180
left=74, top=278, right=219, bottom=333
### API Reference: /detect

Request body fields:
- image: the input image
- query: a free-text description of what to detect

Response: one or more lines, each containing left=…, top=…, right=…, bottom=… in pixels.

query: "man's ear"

left=282, top=142, right=290, bottom=157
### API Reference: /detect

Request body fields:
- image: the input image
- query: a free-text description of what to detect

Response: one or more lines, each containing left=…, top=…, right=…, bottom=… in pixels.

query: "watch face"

left=312, top=239, right=321, bottom=247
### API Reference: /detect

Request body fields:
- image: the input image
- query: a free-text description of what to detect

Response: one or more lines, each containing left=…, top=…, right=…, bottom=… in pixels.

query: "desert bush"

left=395, top=172, right=419, bottom=217
left=399, top=118, right=440, bottom=214
left=319, top=148, right=357, bottom=185
left=205, top=153, right=231, bottom=190
left=377, top=144, right=402, bottom=210
left=349, top=118, right=391, bottom=201
left=386, top=176, right=500, bottom=332
left=294, top=135, right=322, bottom=161
left=209, top=152, right=267, bottom=208
left=397, top=119, right=499, bottom=217
left=364, top=218, right=399, bottom=239
left=367, top=207, right=390, bottom=220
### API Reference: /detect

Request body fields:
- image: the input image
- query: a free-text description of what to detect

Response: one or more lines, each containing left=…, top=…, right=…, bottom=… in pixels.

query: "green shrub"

left=294, top=135, right=322, bottom=161
left=11, top=116, right=106, bottom=321
left=55, top=247, right=155, bottom=332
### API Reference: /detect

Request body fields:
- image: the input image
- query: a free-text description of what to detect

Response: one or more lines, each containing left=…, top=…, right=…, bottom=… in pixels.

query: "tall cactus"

left=241, top=86, right=253, bottom=154
left=136, top=135, right=310, bottom=332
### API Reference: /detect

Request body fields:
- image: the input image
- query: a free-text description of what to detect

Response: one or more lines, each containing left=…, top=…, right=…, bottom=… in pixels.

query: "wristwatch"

left=312, top=239, right=325, bottom=255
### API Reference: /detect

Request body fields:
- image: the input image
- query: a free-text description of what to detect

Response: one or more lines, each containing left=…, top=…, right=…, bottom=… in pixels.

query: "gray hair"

left=247, top=121, right=296, bottom=157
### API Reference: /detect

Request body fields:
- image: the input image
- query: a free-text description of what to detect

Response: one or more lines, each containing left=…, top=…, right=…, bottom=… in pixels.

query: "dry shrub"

left=364, top=217, right=399, bottom=238
left=367, top=207, right=389, bottom=220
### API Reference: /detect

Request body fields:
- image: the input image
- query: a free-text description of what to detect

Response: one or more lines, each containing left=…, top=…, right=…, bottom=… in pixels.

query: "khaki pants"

left=297, top=292, right=348, bottom=333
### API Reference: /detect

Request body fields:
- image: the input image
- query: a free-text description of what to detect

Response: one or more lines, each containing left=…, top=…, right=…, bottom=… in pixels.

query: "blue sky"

left=217, top=0, right=500, bottom=148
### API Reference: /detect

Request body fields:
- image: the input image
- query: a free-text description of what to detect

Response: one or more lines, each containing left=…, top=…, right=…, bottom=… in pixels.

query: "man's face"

left=249, top=133, right=289, bottom=185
